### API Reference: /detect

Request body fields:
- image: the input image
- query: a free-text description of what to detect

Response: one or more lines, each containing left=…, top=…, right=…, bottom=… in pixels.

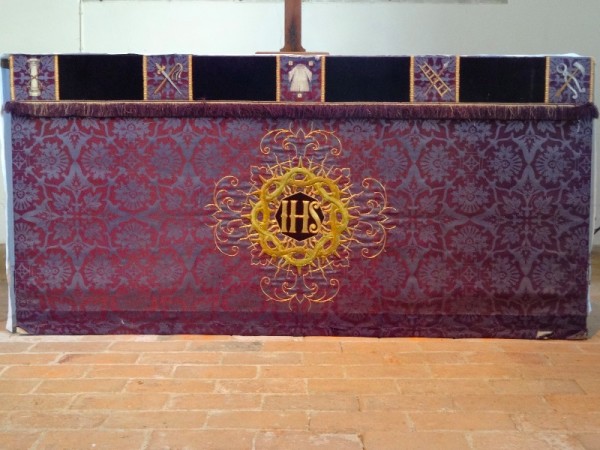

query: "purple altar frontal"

left=1, top=54, right=598, bottom=338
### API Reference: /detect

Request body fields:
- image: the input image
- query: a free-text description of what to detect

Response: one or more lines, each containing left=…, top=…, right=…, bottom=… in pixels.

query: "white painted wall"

left=1, top=0, right=599, bottom=244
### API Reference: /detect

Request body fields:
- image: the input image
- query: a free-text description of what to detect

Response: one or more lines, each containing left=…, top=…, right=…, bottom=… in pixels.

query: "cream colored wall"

left=1, top=0, right=599, bottom=244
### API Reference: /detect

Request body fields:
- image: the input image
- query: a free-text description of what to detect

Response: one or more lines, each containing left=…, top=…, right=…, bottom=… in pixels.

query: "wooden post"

left=280, top=0, right=305, bottom=53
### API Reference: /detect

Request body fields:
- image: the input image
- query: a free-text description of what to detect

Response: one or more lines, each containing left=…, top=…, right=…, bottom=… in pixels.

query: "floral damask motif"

left=13, top=177, right=39, bottom=211
left=34, top=141, right=69, bottom=180
left=35, top=251, right=74, bottom=290
left=418, top=255, right=449, bottom=296
left=113, top=119, right=150, bottom=143
left=10, top=113, right=592, bottom=337
left=449, top=225, right=490, bottom=257
left=113, top=177, right=155, bottom=211
left=14, top=223, right=41, bottom=252
left=488, top=145, right=524, bottom=184
left=534, top=145, right=569, bottom=184
left=375, top=144, right=408, bottom=182
left=454, top=121, right=493, bottom=146
left=450, top=182, right=491, bottom=214
left=81, top=140, right=117, bottom=181
left=83, top=253, right=118, bottom=290
left=532, top=256, right=567, bottom=295
left=418, top=144, right=455, bottom=183
left=490, top=256, right=520, bottom=295
left=113, top=220, right=155, bottom=251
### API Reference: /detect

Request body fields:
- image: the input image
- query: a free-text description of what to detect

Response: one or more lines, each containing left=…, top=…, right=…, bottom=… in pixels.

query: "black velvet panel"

left=193, top=56, right=277, bottom=101
left=325, top=57, right=411, bottom=102
left=58, top=55, right=144, bottom=101
left=460, top=57, right=546, bottom=103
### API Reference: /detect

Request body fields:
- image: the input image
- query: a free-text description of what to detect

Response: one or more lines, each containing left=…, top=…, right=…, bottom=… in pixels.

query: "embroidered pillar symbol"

left=555, top=62, right=586, bottom=100
left=26, top=58, right=42, bottom=97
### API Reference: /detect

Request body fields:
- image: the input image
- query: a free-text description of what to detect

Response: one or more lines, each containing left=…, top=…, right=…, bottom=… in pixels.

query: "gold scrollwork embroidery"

left=208, top=126, right=394, bottom=307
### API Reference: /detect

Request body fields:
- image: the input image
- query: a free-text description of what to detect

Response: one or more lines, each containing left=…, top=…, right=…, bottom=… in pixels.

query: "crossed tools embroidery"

left=154, top=62, right=185, bottom=97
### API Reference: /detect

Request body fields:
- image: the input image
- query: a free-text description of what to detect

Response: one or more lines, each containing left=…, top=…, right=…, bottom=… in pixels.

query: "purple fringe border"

left=5, top=101, right=599, bottom=121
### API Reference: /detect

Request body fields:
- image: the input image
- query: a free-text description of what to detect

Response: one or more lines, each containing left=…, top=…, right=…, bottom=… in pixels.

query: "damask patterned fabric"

left=9, top=108, right=593, bottom=338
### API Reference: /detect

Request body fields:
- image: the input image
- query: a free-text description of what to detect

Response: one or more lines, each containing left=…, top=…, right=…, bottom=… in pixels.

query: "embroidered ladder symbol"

left=420, top=63, right=451, bottom=98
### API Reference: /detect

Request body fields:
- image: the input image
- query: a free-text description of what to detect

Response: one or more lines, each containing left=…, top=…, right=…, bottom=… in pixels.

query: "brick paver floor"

left=0, top=248, right=599, bottom=449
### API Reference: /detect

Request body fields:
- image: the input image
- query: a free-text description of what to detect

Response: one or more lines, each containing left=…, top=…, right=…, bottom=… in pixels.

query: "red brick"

left=0, top=379, right=39, bottom=394
left=255, top=431, right=363, bottom=450
left=576, top=378, right=600, bottom=395
left=410, top=412, right=516, bottom=431
left=469, top=432, right=585, bottom=450
left=489, top=379, right=585, bottom=395
left=359, top=394, right=454, bottom=412
left=35, top=379, right=127, bottom=394
left=465, top=352, right=549, bottom=365
left=222, top=351, right=302, bottom=365
left=138, top=352, right=222, bottom=364
left=2, top=365, right=87, bottom=379
left=0, top=394, right=72, bottom=411
left=341, top=341, right=421, bottom=353
left=173, top=365, right=257, bottom=379
left=217, top=379, right=306, bottom=394
left=55, top=352, right=139, bottom=365
left=261, top=340, right=341, bottom=353
left=103, top=411, right=207, bottom=429
left=124, top=378, right=214, bottom=394
left=430, top=363, right=520, bottom=379
left=187, top=341, right=264, bottom=352
left=71, top=393, right=169, bottom=410
left=29, top=342, right=111, bottom=353
left=85, top=364, right=172, bottom=379
left=207, top=411, right=308, bottom=430
left=0, top=342, right=34, bottom=353
left=345, top=364, right=431, bottom=379
left=513, top=413, right=600, bottom=432
left=9, top=411, right=107, bottom=429
left=263, top=394, right=359, bottom=411
left=310, top=411, right=411, bottom=433
left=308, top=379, right=397, bottom=395
left=149, top=430, right=256, bottom=450
left=37, top=431, right=147, bottom=450
left=382, top=352, right=469, bottom=365
left=169, top=393, right=261, bottom=411
left=574, top=433, right=600, bottom=450
left=544, top=394, right=600, bottom=413
left=108, top=340, right=189, bottom=352
left=398, top=379, right=494, bottom=395
left=452, top=394, right=552, bottom=412
left=0, top=432, right=39, bottom=450
left=260, top=365, right=345, bottom=379
left=304, top=351, right=388, bottom=365
left=363, top=431, right=469, bottom=450
left=0, top=353, right=61, bottom=365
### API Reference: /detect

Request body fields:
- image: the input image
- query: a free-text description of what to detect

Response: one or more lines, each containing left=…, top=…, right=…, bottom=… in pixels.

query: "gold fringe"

left=409, top=56, right=415, bottom=103
left=54, top=55, right=60, bottom=101
left=589, top=57, right=595, bottom=103
left=544, top=57, right=550, bottom=103
left=276, top=56, right=281, bottom=102
left=188, top=54, right=193, bottom=101
left=456, top=57, right=461, bottom=103
left=320, top=55, right=326, bottom=103
left=9, top=55, right=15, bottom=101
left=142, top=56, right=148, bottom=101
